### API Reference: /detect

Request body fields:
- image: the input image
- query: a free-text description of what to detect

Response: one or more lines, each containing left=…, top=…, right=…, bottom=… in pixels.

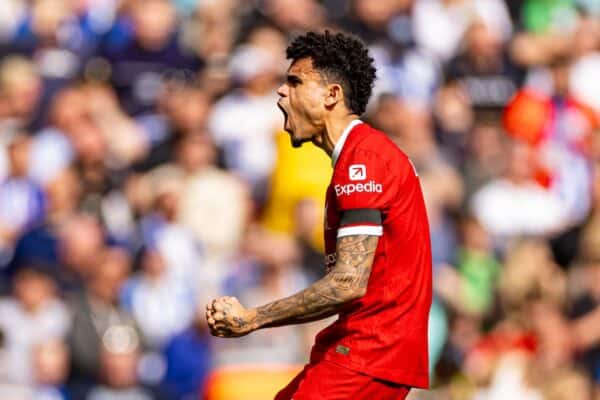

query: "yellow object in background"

left=261, top=131, right=331, bottom=252
left=204, top=364, right=303, bottom=400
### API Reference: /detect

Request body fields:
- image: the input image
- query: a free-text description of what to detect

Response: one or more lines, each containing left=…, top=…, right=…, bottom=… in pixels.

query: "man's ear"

left=324, top=83, right=344, bottom=108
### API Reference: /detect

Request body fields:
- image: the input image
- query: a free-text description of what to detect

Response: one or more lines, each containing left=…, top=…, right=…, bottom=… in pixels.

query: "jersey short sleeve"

left=332, top=146, right=397, bottom=238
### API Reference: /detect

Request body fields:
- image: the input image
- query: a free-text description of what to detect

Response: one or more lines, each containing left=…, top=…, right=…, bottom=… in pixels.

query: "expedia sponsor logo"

left=349, top=164, right=366, bottom=181
left=334, top=181, right=383, bottom=196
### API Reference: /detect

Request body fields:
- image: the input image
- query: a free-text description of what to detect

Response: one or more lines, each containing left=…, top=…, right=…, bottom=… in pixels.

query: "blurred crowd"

left=1, top=0, right=600, bottom=399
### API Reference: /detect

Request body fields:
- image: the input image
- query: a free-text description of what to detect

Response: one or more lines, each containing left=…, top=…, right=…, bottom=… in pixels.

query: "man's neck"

left=318, top=114, right=360, bottom=156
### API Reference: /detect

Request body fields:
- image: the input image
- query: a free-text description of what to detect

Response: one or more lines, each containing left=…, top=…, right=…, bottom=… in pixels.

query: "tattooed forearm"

left=246, top=235, right=379, bottom=330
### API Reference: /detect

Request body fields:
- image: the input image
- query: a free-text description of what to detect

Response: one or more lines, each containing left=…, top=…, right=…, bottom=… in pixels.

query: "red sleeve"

left=332, top=146, right=398, bottom=237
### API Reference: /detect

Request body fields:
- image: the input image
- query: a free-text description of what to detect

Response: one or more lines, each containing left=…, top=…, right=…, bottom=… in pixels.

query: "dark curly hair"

left=286, top=30, right=376, bottom=116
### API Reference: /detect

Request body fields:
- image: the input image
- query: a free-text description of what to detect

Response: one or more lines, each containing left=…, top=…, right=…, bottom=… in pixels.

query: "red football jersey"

left=311, top=120, right=432, bottom=388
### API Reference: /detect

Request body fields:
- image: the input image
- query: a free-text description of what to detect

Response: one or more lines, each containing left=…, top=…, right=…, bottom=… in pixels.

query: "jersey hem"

left=310, top=347, right=430, bottom=389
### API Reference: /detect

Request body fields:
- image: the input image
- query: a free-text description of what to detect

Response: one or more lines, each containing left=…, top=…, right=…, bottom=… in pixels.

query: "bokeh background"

left=1, top=0, right=600, bottom=399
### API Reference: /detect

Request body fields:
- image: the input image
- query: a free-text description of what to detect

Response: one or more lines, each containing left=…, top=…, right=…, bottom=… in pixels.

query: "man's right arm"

left=206, top=234, right=378, bottom=337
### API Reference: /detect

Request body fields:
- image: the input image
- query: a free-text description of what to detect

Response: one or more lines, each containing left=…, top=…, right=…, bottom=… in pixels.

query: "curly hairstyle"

left=286, top=30, right=376, bottom=116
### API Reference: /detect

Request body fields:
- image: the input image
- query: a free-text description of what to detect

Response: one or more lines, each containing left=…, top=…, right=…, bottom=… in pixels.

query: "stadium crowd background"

left=1, top=0, right=600, bottom=399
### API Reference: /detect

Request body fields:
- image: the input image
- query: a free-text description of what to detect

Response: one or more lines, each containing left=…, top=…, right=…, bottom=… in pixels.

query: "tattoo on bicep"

left=331, top=234, right=378, bottom=293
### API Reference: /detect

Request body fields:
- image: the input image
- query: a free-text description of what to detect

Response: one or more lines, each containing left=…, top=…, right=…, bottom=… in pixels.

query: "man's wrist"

left=244, top=307, right=261, bottom=332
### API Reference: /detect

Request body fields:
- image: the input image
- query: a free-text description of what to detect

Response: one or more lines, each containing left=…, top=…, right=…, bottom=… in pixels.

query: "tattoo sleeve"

left=245, top=234, right=379, bottom=331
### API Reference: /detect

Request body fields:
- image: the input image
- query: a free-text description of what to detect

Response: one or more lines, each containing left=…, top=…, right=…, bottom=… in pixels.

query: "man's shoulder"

left=340, top=123, right=409, bottom=170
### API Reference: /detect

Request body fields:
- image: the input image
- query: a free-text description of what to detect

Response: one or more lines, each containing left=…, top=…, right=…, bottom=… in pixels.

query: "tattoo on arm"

left=244, top=235, right=379, bottom=330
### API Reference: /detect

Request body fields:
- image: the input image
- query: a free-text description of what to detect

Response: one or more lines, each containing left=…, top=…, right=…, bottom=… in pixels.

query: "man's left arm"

left=206, top=234, right=378, bottom=337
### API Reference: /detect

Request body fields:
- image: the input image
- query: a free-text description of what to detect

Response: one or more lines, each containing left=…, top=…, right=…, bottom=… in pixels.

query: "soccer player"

left=206, top=31, right=432, bottom=399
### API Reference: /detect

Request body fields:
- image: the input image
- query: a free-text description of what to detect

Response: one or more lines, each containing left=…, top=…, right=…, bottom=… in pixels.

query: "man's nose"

left=277, top=83, right=288, bottom=97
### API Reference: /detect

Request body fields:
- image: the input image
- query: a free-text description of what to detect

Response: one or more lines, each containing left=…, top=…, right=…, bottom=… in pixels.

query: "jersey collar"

left=331, top=119, right=363, bottom=167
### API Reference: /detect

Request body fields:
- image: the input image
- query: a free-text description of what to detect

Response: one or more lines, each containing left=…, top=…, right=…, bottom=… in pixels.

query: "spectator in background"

left=568, top=16, right=600, bottom=114
left=56, top=214, right=105, bottom=291
left=0, top=0, right=26, bottom=42
left=444, top=19, right=525, bottom=112
left=0, top=264, right=71, bottom=385
left=5, top=169, right=80, bottom=293
left=0, top=56, right=46, bottom=132
left=161, top=302, right=213, bottom=400
left=83, top=83, right=148, bottom=170
left=191, top=0, right=239, bottom=72
left=0, top=133, right=45, bottom=266
left=100, top=0, right=202, bottom=115
left=134, top=83, right=211, bottom=172
left=208, top=38, right=284, bottom=203
left=121, top=245, right=196, bottom=349
left=459, top=115, right=507, bottom=199
left=413, top=0, right=513, bottom=63
left=253, top=0, right=326, bottom=33
left=68, top=246, right=138, bottom=384
left=28, top=86, right=77, bottom=185
left=471, top=140, right=567, bottom=245
left=141, top=165, right=202, bottom=286
left=176, top=132, right=250, bottom=280
left=504, top=52, right=597, bottom=230
left=32, top=340, right=71, bottom=400
left=80, top=325, right=166, bottom=400
left=10, top=0, right=97, bottom=88
left=337, top=0, right=412, bottom=48
left=435, top=216, right=500, bottom=316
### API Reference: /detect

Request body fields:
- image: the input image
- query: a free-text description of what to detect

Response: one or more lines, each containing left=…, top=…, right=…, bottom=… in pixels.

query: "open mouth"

left=277, top=102, right=290, bottom=133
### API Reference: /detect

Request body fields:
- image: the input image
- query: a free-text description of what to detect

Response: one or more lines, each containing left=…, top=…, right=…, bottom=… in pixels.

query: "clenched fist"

left=205, top=296, right=256, bottom=338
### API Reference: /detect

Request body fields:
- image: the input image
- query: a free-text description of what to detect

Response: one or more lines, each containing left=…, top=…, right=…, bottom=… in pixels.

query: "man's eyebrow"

left=286, top=74, right=302, bottom=84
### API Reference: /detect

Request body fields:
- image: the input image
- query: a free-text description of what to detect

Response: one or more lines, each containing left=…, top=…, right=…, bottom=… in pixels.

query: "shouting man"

left=206, top=31, right=432, bottom=400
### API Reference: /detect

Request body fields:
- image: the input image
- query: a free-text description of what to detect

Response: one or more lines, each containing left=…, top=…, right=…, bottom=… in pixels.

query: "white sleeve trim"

left=337, top=225, right=383, bottom=238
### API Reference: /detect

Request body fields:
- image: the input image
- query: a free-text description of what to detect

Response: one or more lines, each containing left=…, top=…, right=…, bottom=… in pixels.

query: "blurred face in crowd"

left=266, top=0, right=325, bottom=31
left=131, top=0, right=176, bottom=50
left=505, top=141, right=535, bottom=184
left=153, top=174, right=183, bottom=221
left=353, top=0, right=402, bottom=28
left=460, top=217, right=491, bottom=252
left=59, top=215, right=104, bottom=276
left=51, top=86, right=107, bottom=164
left=101, top=348, right=140, bottom=388
left=294, top=198, right=321, bottom=242
left=470, top=122, right=505, bottom=165
left=277, top=58, right=345, bottom=148
left=165, top=87, right=211, bottom=134
left=33, top=340, right=69, bottom=386
left=572, top=17, right=600, bottom=59
left=465, top=21, right=503, bottom=62
left=45, top=168, right=81, bottom=219
left=13, top=269, right=56, bottom=312
left=370, top=95, right=405, bottom=138
left=0, top=57, right=42, bottom=120
left=141, top=247, right=167, bottom=279
left=176, top=133, right=216, bottom=173
left=89, top=248, right=131, bottom=304
left=8, top=135, right=32, bottom=178
left=31, top=0, right=72, bottom=42
left=248, top=26, right=287, bottom=64
left=50, top=87, right=88, bottom=132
